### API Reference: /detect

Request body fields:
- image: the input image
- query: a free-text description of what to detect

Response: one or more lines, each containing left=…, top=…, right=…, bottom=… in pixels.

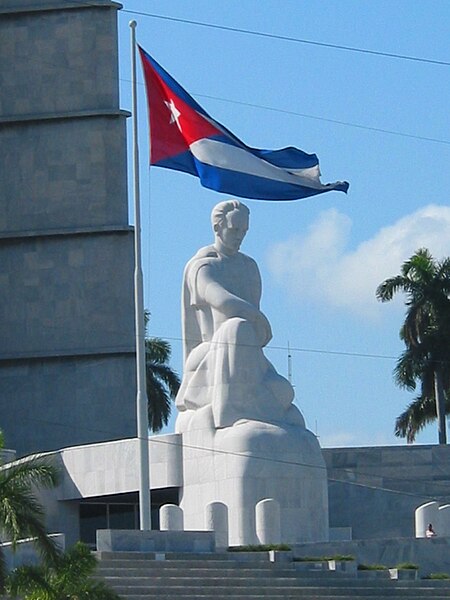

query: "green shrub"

left=228, top=544, right=291, bottom=552
left=330, top=554, right=355, bottom=562
left=6, top=542, right=120, bottom=600
left=358, top=563, right=388, bottom=570
left=423, top=572, right=450, bottom=580
left=294, top=554, right=354, bottom=562
left=395, top=562, right=418, bottom=570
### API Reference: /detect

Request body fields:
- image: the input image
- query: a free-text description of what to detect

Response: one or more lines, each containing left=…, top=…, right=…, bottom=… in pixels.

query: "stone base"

left=291, top=536, right=450, bottom=578
left=96, top=530, right=215, bottom=553
left=180, top=416, right=329, bottom=546
left=389, top=568, right=418, bottom=580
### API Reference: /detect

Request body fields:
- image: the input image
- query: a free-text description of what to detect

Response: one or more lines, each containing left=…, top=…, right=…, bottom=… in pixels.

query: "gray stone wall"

left=0, top=116, right=128, bottom=233
left=0, top=4, right=119, bottom=116
left=0, top=355, right=136, bottom=454
left=0, top=0, right=137, bottom=456
left=0, top=232, right=135, bottom=357
left=323, top=444, right=450, bottom=539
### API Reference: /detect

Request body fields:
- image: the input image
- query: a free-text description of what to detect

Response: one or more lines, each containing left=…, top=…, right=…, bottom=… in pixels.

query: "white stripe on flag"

left=190, top=138, right=326, bottom=190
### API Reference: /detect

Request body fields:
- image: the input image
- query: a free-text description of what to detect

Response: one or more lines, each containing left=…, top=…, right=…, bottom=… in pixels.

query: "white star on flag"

left=164, top=98, right=182, bottom=132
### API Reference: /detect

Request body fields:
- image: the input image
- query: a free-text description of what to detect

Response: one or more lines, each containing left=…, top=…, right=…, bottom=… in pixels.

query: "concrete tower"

left=0, top=0, right=137, bottom=456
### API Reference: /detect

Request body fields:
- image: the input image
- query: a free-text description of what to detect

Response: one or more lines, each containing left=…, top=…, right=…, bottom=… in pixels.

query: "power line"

left=8, top=412, right=450, bottom=502
left=150, top=334, right=399, bottom=363
left=121, top=10, right=450, bottom=67
left=7, top=2, right=449, bottom=145
left=194, top=94, right=450, bottom=146
left=114, top=75, right=450, bottom=145
left=6, top=61, right=447, bottom=146
left=145, top=333, right=450, bottom=367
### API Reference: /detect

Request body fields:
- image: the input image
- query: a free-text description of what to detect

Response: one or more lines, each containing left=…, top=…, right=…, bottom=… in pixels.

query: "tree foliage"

left=144, top=311, right=181, bottom=432
left=376, top=248, right=450, bottom=443
left=6, top=541, right=120, bottom=600
left=0, top=432, right=60, bottom=589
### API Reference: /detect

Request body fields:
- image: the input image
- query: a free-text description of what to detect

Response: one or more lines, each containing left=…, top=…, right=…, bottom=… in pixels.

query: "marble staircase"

left=95, top=551, right=450, bottom=599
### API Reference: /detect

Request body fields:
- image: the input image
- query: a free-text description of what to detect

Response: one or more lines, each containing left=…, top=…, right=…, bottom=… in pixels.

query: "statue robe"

left=175, top=245, right=304, bottom=431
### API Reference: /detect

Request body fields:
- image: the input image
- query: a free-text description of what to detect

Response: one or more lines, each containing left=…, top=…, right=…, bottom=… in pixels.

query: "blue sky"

left=116, top=1, right=450, bottom=447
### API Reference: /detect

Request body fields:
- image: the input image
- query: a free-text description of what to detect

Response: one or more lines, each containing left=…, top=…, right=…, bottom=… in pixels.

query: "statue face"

left=216, top=208, right=249, bottom=254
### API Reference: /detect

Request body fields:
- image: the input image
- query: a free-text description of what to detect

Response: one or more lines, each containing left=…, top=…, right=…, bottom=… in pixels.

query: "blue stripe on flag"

left=194, top=160, right=343, bottom=201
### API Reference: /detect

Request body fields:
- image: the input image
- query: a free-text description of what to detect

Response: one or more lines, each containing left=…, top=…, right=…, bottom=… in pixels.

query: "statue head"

left=211, top=200, right=250, bottom=255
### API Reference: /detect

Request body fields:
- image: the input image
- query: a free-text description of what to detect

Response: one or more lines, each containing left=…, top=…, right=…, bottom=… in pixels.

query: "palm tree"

left=0, top=431, right=60, bottom=589
left=376, top=248, right=450, bottom=444
left=392, top=341, right=450, bottom=442
left=6, top=541, right=120, bottom=600
left=144, top=311, right=180, bottom=432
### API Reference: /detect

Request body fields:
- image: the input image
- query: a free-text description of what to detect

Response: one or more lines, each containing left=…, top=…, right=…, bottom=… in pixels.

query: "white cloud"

left=267, top=205, right=450, bottom=318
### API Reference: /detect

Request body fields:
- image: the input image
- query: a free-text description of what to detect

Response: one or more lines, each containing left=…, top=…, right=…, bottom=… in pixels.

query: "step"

left=106, top=583, right=450, bottom=595
left=98, top=571, right=450, bottom=587
left=103, top=577, right=356, bottom=588
left=96, top=558, right=284, bottom=569
left=97, top=568, right=350, bottom=580
left=115, top=591, right=449, bottom=600
left=95, top=552, right=450, bottom=600
left=95, top=551, right=234, bottom=561
left=106, top=580, right=450, bottom=600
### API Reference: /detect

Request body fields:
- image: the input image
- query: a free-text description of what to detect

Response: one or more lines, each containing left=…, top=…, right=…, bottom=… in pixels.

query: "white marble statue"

left=175, top=200, right=329, bottom=545
left=175, top=199, right=304, bottom=432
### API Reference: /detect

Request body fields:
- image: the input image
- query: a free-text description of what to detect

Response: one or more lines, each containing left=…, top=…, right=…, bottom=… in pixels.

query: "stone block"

left=329, top=559, right=357, bottom=575
left=0, top=355, right=136, bottom=457
left=357, top=568, right=390, bottom=579
left=160, top=505, right=183, bottom=531
left=0, top=116, right=128, bottom=234
left=324, top=449, right=358, bottom=468
left=381, top=446, right=432, bottom=466
left=389, top=567, right=418, bottom=580
left=256, top=499, right=281, bottom=545
left=355, top=449, right=382, bottom=467
left=96, top=529, right=215, bottom=553
left=0, top=232, right=134, bottom=358
left=431, top=445, right=450, bottom=463
left=205, top=502, right=228, bottom=550
left=0, top=4, right=119, bottom=116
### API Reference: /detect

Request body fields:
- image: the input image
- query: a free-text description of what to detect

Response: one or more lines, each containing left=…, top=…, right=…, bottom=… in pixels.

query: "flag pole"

left=130, top=20, right=151, bottom=531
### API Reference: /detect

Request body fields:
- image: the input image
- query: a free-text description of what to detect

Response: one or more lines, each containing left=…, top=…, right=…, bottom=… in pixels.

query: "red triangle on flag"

left=141, top=57, right=222, bottom=164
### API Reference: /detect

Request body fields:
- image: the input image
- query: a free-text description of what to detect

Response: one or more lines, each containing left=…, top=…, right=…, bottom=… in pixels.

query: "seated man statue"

left=175, top=199, right=305, bottom=432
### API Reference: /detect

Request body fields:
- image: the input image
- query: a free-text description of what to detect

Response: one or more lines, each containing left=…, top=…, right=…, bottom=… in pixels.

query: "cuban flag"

left=138, top=46, right=349, bottom=201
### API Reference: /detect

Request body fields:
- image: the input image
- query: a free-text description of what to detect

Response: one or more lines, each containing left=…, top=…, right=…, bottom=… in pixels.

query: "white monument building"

left=4, top=0, right=450, bottom=573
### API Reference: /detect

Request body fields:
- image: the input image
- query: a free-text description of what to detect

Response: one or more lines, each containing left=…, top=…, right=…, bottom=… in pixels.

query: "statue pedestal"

left=179, top=411, right=329, bottom=546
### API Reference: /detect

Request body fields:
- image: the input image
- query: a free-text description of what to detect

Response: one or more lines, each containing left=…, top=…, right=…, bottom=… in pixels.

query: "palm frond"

left=0, top=455, right=60, bottom=563
left=401, top=248, right=434, bottom=281
left=147, top=363, right=180, bottom=396
left=0, top=548, right=7, bottom=593
left=144, top=311, right=180, bottom=432
left=0, top=489, right=59, bottom=562
left=393, top=347, right=429, bottom=391
left=7, top=564, right=52, bottom=599
left=376, top=275, right=411, bottom=302
left=145, top=337, right=171, bottom=364
left=6, top=542, right=120, bottom=600
left=146, top=377, right=172, bottom=432
left=394, top=396, right=438, bottom=443
left=0, top=458, right=60, bottom=490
